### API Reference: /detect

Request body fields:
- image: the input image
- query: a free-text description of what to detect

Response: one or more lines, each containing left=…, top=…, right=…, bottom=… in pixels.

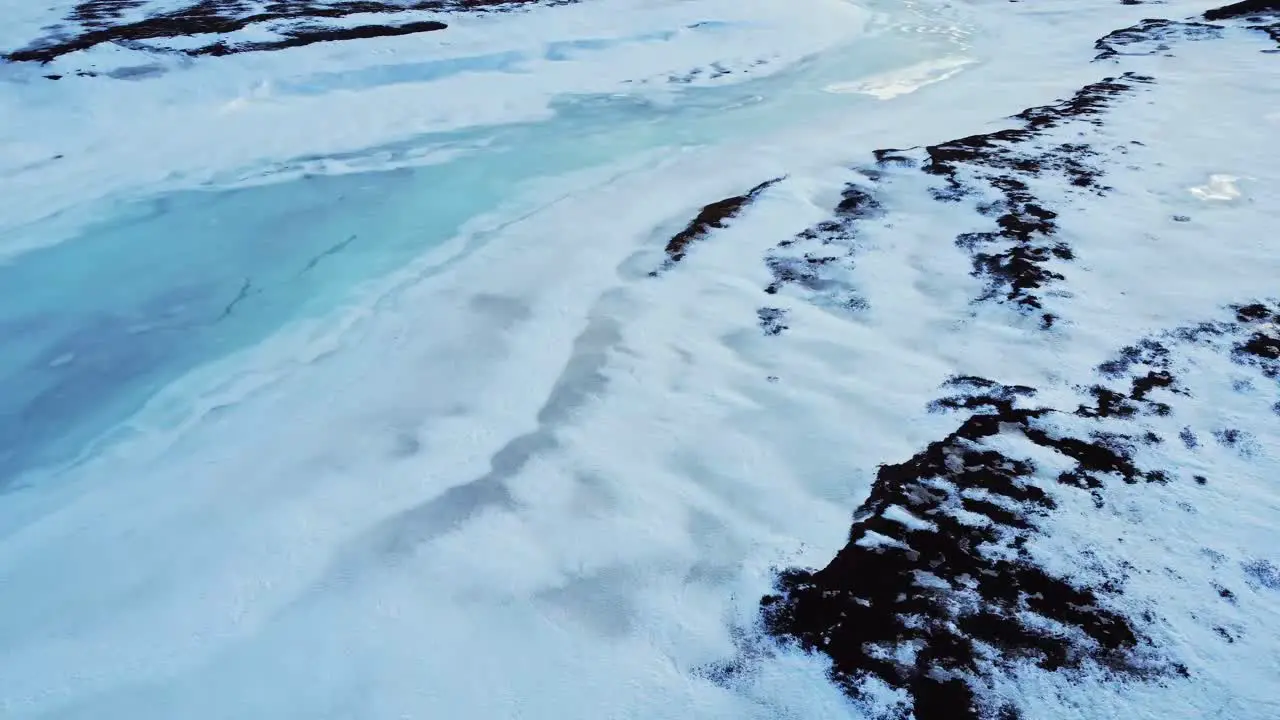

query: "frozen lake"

left=0, top=0, right=971, bottom=486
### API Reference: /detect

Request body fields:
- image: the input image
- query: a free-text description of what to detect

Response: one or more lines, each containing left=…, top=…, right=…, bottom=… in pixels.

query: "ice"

left=824, top=56, right=976, bottom=99
left=1, top=0, right=1278, bottom=718
left=1190, top=173, right=1247, bottom=201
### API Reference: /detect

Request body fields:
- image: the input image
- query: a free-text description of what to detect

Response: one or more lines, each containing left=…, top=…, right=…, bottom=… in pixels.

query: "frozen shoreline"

left=0, top=0, right=881, bottom=243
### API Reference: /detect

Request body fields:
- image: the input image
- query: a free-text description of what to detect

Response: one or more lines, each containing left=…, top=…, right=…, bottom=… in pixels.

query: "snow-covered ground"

left=0, top=0, right=1277, bottom=718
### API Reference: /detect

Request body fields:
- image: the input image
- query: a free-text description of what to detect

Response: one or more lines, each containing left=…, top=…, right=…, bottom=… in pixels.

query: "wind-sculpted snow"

left=758, top=73, right=1153, bottom=329
left=891, top=73, right=1154, bottom=328
left=690, top=2, right=1280, bottom=717
left=751, top=301, right=1280, bottom=719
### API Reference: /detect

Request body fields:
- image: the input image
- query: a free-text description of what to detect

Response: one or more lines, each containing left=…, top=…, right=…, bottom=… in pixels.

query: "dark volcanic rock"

left=651, top=178, right=782, bottom=273
left=1205, top=0, right=1280, bottom=46
left=1205, top=0, right=1280, bottom=20
left=195, top=19, right=450, bottom=56
left=759, top=376, right=1168, bottom=720
left=3, top=0, right=571, bottom=64
left=1229, top=303, right=1280, bottom=377
left=1093, top=18, right=1224, bottom=59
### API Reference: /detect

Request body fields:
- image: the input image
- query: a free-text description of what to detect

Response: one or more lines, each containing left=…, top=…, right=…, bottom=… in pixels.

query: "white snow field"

left=0, top=0, right=1278, bottom=718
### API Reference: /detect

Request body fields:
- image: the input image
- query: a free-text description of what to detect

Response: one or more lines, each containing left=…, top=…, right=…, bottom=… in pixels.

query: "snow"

left=824, top=55, right=976, bottom=99
left=1189, top=174, right=1247, bottom=201
left=883, top=505, right=938, bottom=533
left=0, top=0, right=1278, bottom=718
